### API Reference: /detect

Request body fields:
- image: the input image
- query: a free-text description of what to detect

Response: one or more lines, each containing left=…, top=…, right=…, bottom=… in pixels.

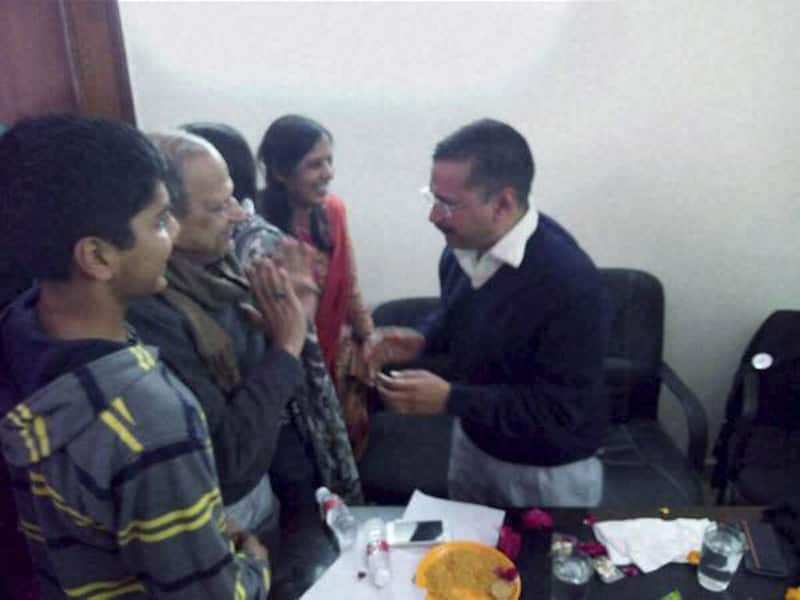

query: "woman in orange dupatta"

left=257, top=115, right=374, bottom=458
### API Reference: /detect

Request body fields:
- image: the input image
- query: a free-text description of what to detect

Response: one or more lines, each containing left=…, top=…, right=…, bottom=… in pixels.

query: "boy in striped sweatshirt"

left=0, top=115, right=277, bottom=599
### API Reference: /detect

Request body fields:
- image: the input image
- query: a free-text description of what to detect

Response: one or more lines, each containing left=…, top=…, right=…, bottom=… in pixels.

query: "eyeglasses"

left=419, top=186, right=467, bottom=218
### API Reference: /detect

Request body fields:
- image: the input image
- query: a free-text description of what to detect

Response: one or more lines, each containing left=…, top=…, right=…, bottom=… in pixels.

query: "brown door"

left=0, top=0, right=135, bottom=126
left=0, top=3, right=136, bottom=590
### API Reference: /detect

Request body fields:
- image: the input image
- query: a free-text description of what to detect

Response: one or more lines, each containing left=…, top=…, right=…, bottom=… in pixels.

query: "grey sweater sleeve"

left=114, top=428, right=270, bottom=598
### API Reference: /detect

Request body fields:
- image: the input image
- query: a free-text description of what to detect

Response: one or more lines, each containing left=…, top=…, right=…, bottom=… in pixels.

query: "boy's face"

left=114, top=182, right=179, bottom=297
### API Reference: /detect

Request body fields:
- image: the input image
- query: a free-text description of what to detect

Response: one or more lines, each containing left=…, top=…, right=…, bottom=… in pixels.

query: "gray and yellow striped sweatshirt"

left=0, top=290, right=270, bottom=599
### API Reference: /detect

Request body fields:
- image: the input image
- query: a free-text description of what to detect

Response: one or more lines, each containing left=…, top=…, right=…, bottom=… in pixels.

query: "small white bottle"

left=364, top=517, right=392, bottom=587
left=315, top=486, right=357, bottom=550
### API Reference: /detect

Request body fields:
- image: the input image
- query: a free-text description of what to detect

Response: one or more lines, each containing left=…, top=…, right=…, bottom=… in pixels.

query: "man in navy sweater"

left=374, top=119, right=610, bottom=507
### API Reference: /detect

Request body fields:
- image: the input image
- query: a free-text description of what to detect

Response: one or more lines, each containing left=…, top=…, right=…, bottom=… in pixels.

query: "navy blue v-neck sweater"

left=421, top=213, right=610, bottom=466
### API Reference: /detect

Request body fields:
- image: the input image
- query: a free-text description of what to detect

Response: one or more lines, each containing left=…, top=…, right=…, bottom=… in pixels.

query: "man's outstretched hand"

left=361, top=327, right=426, bottom=383
left=375, top=369, right=450, bottom=415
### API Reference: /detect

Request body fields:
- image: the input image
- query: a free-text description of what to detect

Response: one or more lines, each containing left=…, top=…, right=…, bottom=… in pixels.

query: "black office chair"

left=358, top=268, right=708, bottom=507
left=599, top=268, right=707, bottom=507
left=712, top=310, right=800, bottom=504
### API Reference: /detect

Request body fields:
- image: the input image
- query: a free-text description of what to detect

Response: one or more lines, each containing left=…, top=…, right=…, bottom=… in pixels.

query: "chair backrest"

left=372, top=297, right=440, bottom=329
left=711, top=310, right=800, bottom=499
left=370, top=268, right=667, bottom=422
left=601, top=268, right=665, bottom=422
left=735, top=310, right=800, bottom=427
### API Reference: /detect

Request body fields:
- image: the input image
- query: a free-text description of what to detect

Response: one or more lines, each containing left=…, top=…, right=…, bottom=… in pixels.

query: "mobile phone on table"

left=741, top=520, right=789, bottom=578
left=386, top=519, right=451, bottom=547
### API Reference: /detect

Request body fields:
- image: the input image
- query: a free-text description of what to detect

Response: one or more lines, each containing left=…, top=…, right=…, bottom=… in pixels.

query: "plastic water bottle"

left=315, top=486, right=356, bottom=550
left=364, top=518, right=392, bottom=587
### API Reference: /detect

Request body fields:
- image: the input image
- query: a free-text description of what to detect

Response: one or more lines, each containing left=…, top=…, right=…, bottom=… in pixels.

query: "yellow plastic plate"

left=415, top=540, right=522, bottom=600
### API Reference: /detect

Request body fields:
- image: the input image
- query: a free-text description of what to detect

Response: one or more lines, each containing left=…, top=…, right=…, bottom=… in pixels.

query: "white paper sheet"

left=593, top=518, right=712, bottom=573
left=300, top=490, right=506, bottom=599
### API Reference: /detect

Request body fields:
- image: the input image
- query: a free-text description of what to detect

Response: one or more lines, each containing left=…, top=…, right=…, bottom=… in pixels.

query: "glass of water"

left=551, top=549, right=593, bottom=600
left=697, top=522, right=747, bottom=592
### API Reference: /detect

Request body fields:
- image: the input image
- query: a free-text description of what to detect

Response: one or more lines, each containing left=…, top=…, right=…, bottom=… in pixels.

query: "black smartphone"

left=741, top=520, right=789, bottom=578
left=386, top=519, right=451, bottom=547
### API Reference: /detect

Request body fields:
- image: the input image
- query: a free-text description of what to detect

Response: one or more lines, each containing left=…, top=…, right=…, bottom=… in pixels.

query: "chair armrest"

left=603, top=357, right=659, bottom=422
left=660, top=362, right=709, bottom=473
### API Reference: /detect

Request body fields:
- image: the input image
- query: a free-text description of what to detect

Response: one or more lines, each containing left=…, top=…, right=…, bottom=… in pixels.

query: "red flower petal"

left=497, top=525, right=522, bottom=560
left=621, top=565, right=641, bottom=577
left=520, top=508, right=554, bottom=530
left=575, top=541, right=608, bottom=557
left=494, top=566, right=519, bottom=581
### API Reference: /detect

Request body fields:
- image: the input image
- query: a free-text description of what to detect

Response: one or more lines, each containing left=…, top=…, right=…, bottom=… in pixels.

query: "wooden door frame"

left=0, top=0, right=135, bottom=125
left=61, top=0, right=135, bottom=124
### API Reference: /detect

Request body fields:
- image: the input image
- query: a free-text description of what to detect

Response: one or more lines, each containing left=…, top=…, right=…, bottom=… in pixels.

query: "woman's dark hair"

left=181, top=122, right=257, bottom=205
left=256, top=115, right=333, bottom=252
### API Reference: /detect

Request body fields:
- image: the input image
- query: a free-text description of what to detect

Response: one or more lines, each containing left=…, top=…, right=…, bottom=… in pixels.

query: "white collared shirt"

left=453, top=204, right=539, bottom=289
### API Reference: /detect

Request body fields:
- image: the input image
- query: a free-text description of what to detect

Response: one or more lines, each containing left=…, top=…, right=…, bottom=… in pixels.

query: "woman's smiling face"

left=281, top=137, right=334, bottom=209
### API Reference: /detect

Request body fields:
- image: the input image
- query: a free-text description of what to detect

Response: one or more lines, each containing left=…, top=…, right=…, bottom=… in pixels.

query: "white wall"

left=119, top=1, right=800, bottom=457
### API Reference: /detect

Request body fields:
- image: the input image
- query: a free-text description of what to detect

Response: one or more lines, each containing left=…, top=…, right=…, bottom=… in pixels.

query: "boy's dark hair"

left=0, top=115, right=166, bottom=281
left=182, top=122, right=257, bottom=204
left=433, top=118, right=535, bottom=208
